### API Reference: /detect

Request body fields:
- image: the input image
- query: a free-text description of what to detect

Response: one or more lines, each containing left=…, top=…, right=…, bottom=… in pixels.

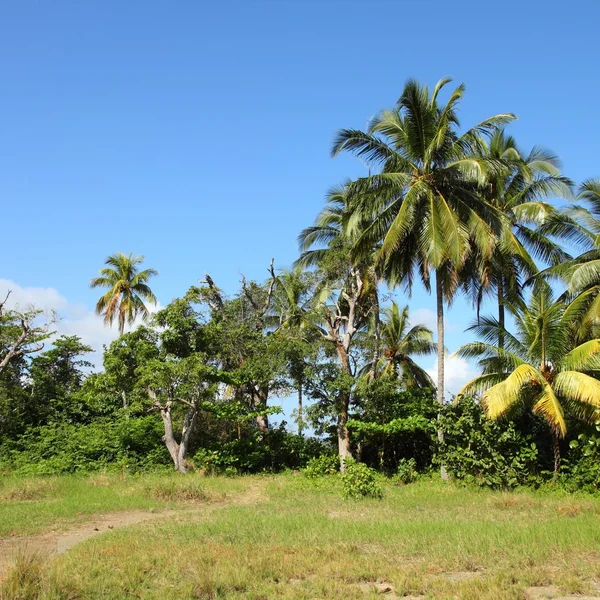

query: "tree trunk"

left=121, top=390, right=128, bottom=409
left=336, top=344, right=353, bottom=472
left=297, top=383, right=304, bottom=437
left=159, top=402, right=197, bottom=474
left=497, top=277, right=505, bottom=350
left=368, top=295, right=381, bottom=381
left=553, top=432, right=561, bottom=474
left=337, top=398, right=352, bottom=471
left=253, top=386, right=269, bottom=434
left=435, top=270, right=448, bottom=481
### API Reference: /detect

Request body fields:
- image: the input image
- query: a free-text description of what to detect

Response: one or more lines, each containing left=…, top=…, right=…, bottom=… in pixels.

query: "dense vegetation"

left=3, top=77, right=600, bottom=492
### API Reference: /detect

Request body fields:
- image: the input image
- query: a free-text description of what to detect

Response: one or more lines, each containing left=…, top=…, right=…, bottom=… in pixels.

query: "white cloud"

left=426, top=353, right=479, bottom=399
left=409, top=308, right=437, bottom=331
left=0, top=279, right=160, bottom=366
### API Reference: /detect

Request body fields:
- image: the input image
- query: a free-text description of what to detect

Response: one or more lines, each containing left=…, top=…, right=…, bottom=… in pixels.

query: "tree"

left=457, top=283, right=600, bottom=472
left=270, top=267, right=318, bottom=435
left=463, top=131, right=572, bottom=346
left=90, top=252, right=158, bottom=336
left=541, top=179, right=600, bottom=336
left=135, top=293, right=234, bottom=473
left=331, top=78, right=514, bottom=410
left=362, top=302, right=435, bottom=388
left=195, top=266, right=286, bottom=435
left=298, top=184, right=378, bottom=468
left=28, top=336, right=94, bottom=424
left=0, top=291, right=54, bottom=375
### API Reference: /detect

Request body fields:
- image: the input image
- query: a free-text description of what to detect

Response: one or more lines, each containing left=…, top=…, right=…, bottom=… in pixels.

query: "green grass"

left=0, top=472, right=248, bottom=537
left=3, top=473, right=600, bottom=599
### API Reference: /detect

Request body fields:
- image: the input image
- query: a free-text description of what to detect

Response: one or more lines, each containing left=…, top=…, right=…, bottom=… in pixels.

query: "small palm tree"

left=457, top=283, right=600, bottom=471
left=362, top=302, right=435, bottom=389
left=90, top=252, right=158, bottom=336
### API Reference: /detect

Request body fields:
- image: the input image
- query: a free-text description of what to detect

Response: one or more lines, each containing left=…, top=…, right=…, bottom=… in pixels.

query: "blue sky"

left=1, top=1, right=599, bottom=410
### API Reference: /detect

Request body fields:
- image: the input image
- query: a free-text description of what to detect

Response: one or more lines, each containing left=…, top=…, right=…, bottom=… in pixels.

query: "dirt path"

left=0, top=481, right=267, bottom=579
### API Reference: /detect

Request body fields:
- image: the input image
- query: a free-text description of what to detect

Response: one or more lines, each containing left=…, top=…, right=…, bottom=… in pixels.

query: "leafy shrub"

left=341, top=460, right=383, bottom=499
left=193, top=427, right=331, bottom=474
left=303, top=454, right=339, bottom=478
left=395, top=458, right=419, bottom=485
left=0, top=416, right=170, bottom=475
left=559, top=425, right=600, bottom=493
left=436, top=396, right=540, bottom=489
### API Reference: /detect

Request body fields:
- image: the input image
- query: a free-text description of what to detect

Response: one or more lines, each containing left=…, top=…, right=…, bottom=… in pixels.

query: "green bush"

left=303, top=454, right=339, bottom=478
left=436, top=396, right=540, bottom=489
left=559, top=425, right=600, bottom=493
left=395, top=457, right=419, bottom=485
left=0, top=416, right=170, bottom=475
left=192, top=427, right=331, bottom=474
left=341, top=460, right=383, bottom=499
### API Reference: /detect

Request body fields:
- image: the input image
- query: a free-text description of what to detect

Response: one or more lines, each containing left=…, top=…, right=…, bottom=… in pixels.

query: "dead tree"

left=0, top=291, right=54, bottom=375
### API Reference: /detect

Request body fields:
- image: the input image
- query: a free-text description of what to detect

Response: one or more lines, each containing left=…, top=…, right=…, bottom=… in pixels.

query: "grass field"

left=1, top=473, right=600, bottom=599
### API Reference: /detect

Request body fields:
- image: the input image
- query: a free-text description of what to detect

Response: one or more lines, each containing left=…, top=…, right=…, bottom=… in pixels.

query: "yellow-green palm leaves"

left=90, top=252, right=158, bottom=336
left=457, top=284, right=600, bottom=438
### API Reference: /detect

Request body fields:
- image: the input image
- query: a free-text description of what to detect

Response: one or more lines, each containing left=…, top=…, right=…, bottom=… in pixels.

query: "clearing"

left=1, top=473, right=600, bottom=599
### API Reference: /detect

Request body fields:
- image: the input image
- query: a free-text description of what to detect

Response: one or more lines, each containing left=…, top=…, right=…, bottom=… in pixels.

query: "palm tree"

left=361, top=301, right=435, bottom=388
left=332, top=77, right=514, bottom=411
left=457, top=283, right=600, bottom=472
left=90, top=252, right=158, bottom=336
left=541, top=179, right=600, bottom=336
left=463, top=131, right=573, bottom=347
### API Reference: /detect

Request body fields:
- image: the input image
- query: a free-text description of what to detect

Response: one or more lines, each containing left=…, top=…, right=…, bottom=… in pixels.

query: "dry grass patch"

left=0, top=479, right=57, bottom=502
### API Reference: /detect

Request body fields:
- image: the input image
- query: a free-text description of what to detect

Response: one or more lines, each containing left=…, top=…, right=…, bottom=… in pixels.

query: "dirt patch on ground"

left=525, top=586, right=600, bottom=599
left=0, top=480, right=268, bottom=579
left=0, top=509, right=176, bottom=578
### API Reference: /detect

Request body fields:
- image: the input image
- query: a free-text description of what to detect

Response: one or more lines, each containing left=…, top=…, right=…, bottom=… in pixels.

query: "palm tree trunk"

left=497, top=277, right=505, bottom=350
left=552, top=432, right=561, bottom=474
left=436, top=270, right=448, bottom=481
left=297, top=383, right=303, bottom=437
left=368, top=294, right=381, bottom=381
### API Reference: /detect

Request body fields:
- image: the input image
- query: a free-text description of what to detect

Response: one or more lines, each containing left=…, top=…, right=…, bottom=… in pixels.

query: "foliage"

left=303, top=454, right=339, bottom=478
left=395, top=457, right=419, bottom=485
left=340, top=459, right=384, bottom=499
left=436, top=396, right=540, bottom=489
left=0, top=416, right=169, bottom=475
left=193, top=427, right=330, bottom=474
left=458, top=284, right=600, bottom=442
left=90, top=252, right=158, bottom=335
left=559, top=422, right=600, bottom=493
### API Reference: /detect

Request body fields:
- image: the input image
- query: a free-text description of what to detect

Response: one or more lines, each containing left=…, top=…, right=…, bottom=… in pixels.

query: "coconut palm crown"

left=456, top=284, right=600, bottom=469
left=362, top=302, right=435, bottom=389
left=331, top=77, right=515, bottom=405
left=90, top=252, right=158, bottom=336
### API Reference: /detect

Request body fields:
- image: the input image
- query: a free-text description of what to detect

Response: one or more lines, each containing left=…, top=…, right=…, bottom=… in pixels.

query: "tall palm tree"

left=90, top=252, right=158, bottom=336
left=463, top=131, right=573, bottom=347
left=332, top=77, right=514, bottom=410
left=457, top=283, right=600, bottom=472
left=361, top=301, right=435, bottom=388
